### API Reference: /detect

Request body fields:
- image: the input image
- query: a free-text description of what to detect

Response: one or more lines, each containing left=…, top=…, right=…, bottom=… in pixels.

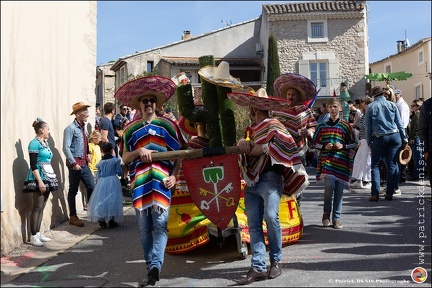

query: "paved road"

left=2, top=169, right=431, bottom=287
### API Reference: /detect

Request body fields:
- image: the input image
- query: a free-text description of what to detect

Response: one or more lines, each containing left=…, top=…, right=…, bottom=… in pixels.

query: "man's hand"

left=138, top=147, right=156, bottom=163
left=237, top=139, right=252, bottom=154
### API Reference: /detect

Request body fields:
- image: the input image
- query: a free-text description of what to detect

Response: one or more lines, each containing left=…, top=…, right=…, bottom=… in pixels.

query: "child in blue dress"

left=88, top=142, right=123, bottom=228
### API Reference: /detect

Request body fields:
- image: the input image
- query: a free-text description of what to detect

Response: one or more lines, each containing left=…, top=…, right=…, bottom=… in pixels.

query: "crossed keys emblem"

left=199, top=165, right=234, bottom=212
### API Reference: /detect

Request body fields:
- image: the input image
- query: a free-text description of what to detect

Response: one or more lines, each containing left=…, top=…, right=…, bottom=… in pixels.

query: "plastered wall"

left=1, top=1, right=97, bottom=255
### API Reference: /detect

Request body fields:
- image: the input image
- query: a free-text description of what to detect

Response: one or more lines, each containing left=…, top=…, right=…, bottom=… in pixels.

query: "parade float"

left=164, top=55, right=305, bottom=258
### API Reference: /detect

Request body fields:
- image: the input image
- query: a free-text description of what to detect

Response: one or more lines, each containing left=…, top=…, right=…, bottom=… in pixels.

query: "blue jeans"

left=323, top=177, right=344, bottom=221
left=244, top=171, right=283, bottom=272
left=135, top=207, right=170, bottom=272
left=67, top=165, right=94, bottom=216
left=370, top=133, right=401, bottom=196
left=410, top=137, right=423, bottom=179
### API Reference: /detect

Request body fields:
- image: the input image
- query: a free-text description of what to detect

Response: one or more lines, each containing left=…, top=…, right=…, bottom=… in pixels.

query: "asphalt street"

left=1, top=168, right=431, bottom=287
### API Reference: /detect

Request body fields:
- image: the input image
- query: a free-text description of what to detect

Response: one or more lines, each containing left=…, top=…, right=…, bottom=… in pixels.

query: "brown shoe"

left=234, top=268, right=267, bottom=285
left=322, top=213, right=331, bottom=227
left=369, top=195, right=379, bottom=202
left=333, top=220, right=343, bottom=229
left=69, top=215, right=84, bottom=227
left=268, top=261, right=282, bottom=279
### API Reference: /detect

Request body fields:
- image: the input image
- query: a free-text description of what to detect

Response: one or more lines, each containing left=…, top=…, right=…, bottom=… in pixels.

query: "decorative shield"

left=182, top=154, right=241, bottom=230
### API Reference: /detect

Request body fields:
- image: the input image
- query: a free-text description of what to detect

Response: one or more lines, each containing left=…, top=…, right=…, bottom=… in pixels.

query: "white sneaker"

left=37, top=232, right=51, bottom=242
left=362, top=182, right=372, bottom=189
left=350, top=180, right=363, bottom=189
left=29, top=235, right=43, bottom=247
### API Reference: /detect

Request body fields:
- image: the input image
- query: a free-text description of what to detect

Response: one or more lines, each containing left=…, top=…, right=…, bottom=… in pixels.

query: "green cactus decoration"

left=176, top=84, right=207, bottom=123
left=217, top=85, right=236, bottom=146
left=177, top=55, right=237, bottom=148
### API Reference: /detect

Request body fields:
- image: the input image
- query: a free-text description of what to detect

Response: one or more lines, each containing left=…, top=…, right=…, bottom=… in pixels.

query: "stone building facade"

left=97, top=1, right=369, bottom=111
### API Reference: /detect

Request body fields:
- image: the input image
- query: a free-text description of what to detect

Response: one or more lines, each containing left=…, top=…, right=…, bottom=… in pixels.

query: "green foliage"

left=176, top=84, right=207, bottom=123
left=266, top=34, right=281, bottom=96
left=127, top=70, right=160, bottom=81
left=217, top=86, right=236, bottom=146
left=199, top=56, right=222, bottom=147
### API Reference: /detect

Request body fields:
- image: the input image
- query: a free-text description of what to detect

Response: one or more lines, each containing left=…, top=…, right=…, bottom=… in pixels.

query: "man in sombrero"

left=115, top=76, right=187, bottom=287
left=228, top=88, right=307, bottom=285
left=272, top=73, right=319, bottom=204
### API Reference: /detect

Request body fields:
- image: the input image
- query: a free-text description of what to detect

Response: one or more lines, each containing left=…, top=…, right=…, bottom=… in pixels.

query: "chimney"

left=397, top=40, right=406, bottom=53
left=182, top=30, right=192, bottom=40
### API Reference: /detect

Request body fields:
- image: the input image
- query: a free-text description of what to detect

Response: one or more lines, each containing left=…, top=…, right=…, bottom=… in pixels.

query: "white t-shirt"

left=396, top=98, right=410, bottom=128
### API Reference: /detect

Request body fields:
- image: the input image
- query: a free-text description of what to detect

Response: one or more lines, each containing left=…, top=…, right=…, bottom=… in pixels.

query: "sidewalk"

left=1, top=199, right=133, bottom=285
left=1, top=171, right=431, bottom=287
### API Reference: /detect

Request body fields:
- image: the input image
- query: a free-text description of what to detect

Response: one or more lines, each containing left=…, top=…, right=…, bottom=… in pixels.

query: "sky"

left=96, top=1, right=431, bottom=66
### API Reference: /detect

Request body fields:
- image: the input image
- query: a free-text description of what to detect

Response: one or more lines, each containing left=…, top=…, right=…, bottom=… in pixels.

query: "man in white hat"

left=116, top=76, right=187, bottom=287
left=394, top=89, right=410, bottom=183
left=63, top=102, right=95, bottom=227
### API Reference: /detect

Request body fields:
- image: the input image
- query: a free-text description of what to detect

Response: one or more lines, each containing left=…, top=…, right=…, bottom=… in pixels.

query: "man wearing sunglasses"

left=116, top=76, right=187, bottom=287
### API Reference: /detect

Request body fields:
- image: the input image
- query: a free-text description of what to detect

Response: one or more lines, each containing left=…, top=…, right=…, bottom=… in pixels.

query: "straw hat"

left=227, top=88, right=291, bottom=111
left=399, top=145, right=412, bottom=165
left=274, top=73, right=318, bottom=103
left=70, top=102, right=91, bottom=115
left=198, top=61, right=242, bottom=89
left=114, top=76, right=177, bottom=110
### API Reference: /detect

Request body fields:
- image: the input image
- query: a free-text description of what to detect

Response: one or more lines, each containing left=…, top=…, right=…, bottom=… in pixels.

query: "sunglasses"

left=140, top=98, right=157, bottom=105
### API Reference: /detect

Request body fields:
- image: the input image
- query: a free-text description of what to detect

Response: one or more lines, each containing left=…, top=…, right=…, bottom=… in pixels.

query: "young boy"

left=312, top=98, right=357, bottom=229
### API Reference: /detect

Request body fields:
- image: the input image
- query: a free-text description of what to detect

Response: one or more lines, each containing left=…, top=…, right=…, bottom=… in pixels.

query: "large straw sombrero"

left=114, top=76, right=177, bottom=110
left=274, top=73, right=318, bottom=103
left=227, top=88, right=291, bottom=111
left=399, top=145, right=412, bottom=165
left=198, top=61, right=242, bottom=89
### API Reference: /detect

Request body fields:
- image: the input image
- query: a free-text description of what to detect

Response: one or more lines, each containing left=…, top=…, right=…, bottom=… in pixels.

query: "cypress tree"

left=266, top=34, right=281, bottom=96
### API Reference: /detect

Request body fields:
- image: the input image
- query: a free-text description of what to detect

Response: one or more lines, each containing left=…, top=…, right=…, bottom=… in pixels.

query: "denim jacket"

left=63, top=119, right=88, bottom=165
left=365, top=95, right=408, bottom=147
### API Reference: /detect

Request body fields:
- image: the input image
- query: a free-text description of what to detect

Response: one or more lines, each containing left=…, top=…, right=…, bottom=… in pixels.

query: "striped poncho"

left=239, top=118, right=309, bottom=197
left=272, top=105, right=317, bottom=156
left=121, top=117, right=187, bottom=212
left=312, top=117, right=357, bottom=185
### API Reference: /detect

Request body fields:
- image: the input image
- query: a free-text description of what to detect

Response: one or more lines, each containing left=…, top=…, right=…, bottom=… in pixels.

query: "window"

left=311, top=23, right=323, bottom=38
left=147, top=61, right=154, bottom=73
left=96, top=84, right=102, bottom=104
left=115, top=65, right=127, bottom=90
left=384, top=65, right=391, bottom=73
left=418, top=51, right=424, bottom=64
left=310, top=62, right=328, bottom=88
left=119, top=66, right=126, bottom=86
left=415, top=84, right=423, bottom=99
left=307, top=20, right=328, bottom=43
